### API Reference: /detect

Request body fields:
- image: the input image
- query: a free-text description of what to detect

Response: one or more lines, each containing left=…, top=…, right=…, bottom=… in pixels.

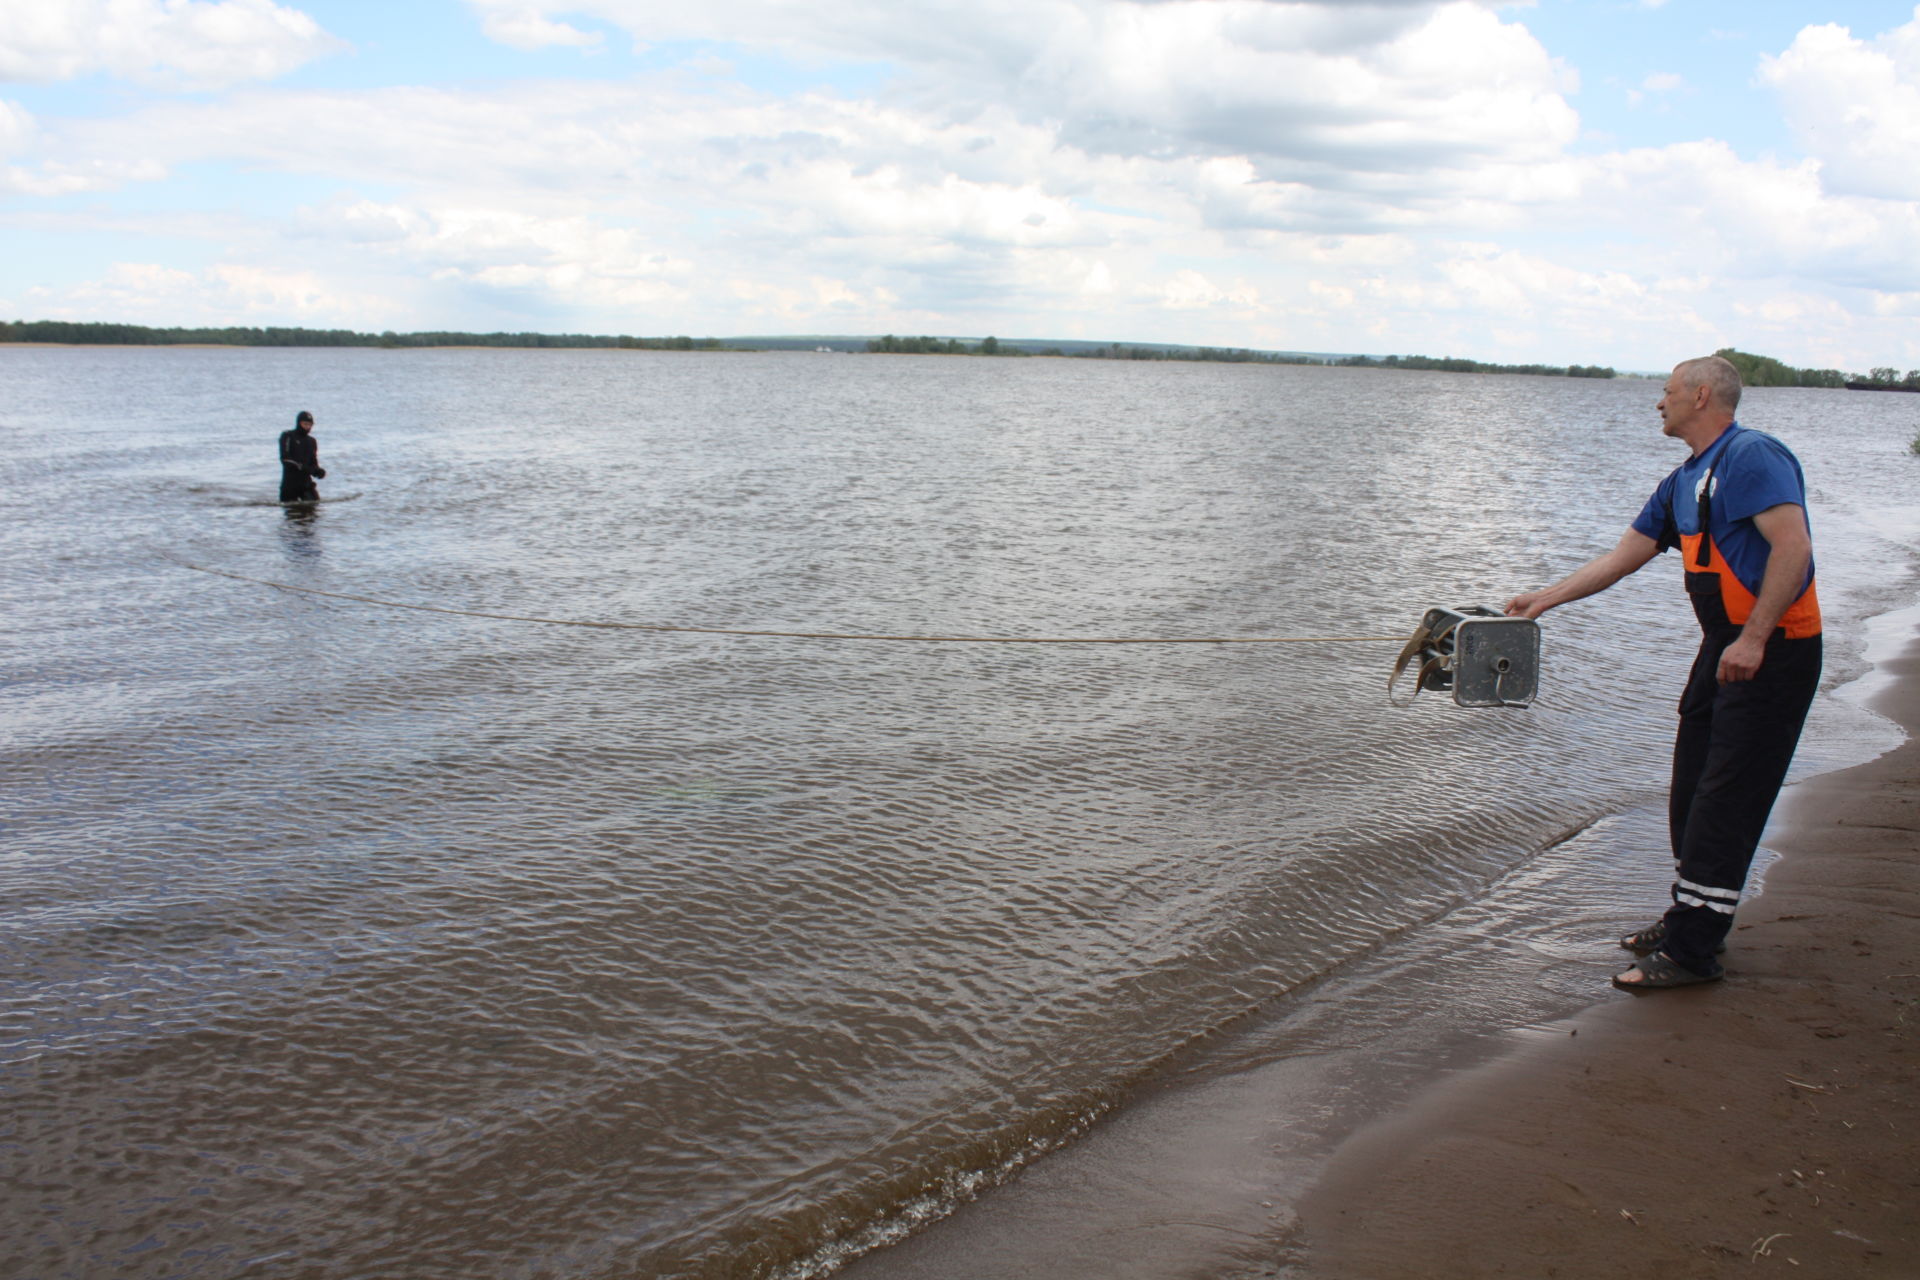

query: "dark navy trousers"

left=1662, top=627, right=1822, bottom=973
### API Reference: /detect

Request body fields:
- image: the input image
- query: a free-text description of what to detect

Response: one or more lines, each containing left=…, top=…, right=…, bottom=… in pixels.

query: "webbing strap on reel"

left=1388, top=606, right=1541, bottom=709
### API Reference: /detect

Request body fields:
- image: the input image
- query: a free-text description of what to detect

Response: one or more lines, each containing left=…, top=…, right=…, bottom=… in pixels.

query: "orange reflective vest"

left=1679, top=456, right=1821, bottom=638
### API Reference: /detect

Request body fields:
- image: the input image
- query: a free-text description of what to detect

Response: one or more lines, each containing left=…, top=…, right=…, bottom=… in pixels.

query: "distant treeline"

left=859, top=335, right=1302, bottom=360
left=1044, top=342, right=1333, bottom=365
left=0, top=320, right=723, bottom=350
left=1715, top=347, right=1920, bottom=390
left=9, top=321, right=1911, bottom=391
left=1716, top=347, right=1848, bottom=388
left=1333, top=353, right=1616, bottom=378
left=1064, top=346, right=1614, bottom=377
left=867, top=334, right=1017, bottom=355
left=865, top=336, right=1615, bottom=376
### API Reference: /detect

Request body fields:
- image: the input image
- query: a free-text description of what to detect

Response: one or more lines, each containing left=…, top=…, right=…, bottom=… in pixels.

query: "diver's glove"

left=311, top=467, right=327, bottom=479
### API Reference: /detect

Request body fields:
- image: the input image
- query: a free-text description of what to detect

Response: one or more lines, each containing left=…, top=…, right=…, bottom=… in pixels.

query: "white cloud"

left=1625, top=70, right=1684, bottom=109
left=1731, top=291, right=1852, bottom=327
left=1283, top=242, right=1726, bottom=365
left=803, top=168, right=1101, bottom=247
left=1760, top=9, right=1920, bottom=201
left=1, top=151, right=167, bottom=195
left=0, top=98, right=33, bottom=153
left=725, top=275, right=899, bottom=325
left=478, top=5, right=600, bottom=51
left=1587, top=140, right=1920, bottom=293
left=1026, top=0, right=1577, bottom=174
left=1437, top=247, right=1656, bottom=320
left=0, top=0, right=342, bottom=90
left=13, top=51, right=1915, bottom=362
left=1156, top=268, right=1261, bottom=312
left=22, top=259, right=395, bottom=325
left=1869, top=290, right=1920, bottom=318
left=289, top=198, right=698, bottom=313
left=39, top=81, right=1158, bottom=242
left=206, top=262, right=353, bottom=315
left=464, top=0, right=1576, bottom=175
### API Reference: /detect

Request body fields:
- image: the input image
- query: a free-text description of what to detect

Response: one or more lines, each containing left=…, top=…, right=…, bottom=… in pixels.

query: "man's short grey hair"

left=1672, top=355, right=1742, bottom=412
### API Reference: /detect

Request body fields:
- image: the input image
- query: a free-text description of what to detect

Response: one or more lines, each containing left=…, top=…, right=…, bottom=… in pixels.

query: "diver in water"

left=278, top=411, right=326, bottom=502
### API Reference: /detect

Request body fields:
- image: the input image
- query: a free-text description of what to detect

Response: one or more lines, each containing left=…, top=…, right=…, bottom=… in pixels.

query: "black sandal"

left=1612, top=951, right=1723, bottom=991
left=1619, top=921, right=1667, bottom=954
left=1619, top=920, right=1724, bottom=956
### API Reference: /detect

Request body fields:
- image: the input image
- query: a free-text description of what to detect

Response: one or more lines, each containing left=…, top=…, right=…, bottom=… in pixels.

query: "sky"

left=2, top=0, right=1917, bottom=371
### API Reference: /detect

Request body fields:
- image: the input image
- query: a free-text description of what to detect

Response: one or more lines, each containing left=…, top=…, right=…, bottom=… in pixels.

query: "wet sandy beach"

left=839, top=617, right=1917, bottom=1280
left=1299, top=620, right=1920, bottom=1277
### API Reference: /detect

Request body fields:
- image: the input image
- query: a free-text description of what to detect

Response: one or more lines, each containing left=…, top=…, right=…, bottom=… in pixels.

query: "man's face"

left=1656, top=371, right=1700, bottom=438
left=299, top=417, right=314, bottom=433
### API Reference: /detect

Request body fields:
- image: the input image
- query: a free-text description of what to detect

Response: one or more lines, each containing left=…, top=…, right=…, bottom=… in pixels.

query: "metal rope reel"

left=1388, top=606, right=1541, bottom=708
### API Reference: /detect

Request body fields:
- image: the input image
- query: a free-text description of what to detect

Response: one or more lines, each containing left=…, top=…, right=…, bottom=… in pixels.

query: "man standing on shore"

left=278, top=410, right=326, bottom=502
left=1505, top=354, right=1822, bottom=991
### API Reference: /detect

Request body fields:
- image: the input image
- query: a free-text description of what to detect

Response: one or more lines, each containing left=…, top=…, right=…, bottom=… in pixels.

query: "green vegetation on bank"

left=1715, top=347, right=1847, bottom=388
left=7, top=322, right=1914, bottom=395
left=1852, top=366, right=1920, bottom=390
left=1715, top=346, right=1920, bottom=391
left=866, top=334, right=1015, bottom=355
left=0, top=319, right=724, bottom=350
left=1718, top=346, right=1920, bottom=457
left=1041, top=342, right=1340, bottom=365
left=0, top=319, right=1605, bottom=376
left=868, top=336, right=1616, bottom=377
left=1332, top=353, right=1615, bottom=378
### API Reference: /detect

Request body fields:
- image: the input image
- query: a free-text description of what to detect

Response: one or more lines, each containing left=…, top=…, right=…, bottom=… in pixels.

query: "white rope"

left=168, top=556, right=1406, bottom=646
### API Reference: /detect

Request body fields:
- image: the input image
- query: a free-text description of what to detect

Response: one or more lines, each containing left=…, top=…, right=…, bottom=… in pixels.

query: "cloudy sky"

left=2, top=1, right=1915, bottom=369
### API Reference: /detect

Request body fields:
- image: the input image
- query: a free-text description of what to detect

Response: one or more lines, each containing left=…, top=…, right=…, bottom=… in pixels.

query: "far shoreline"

left=0, top=339, right=1673, bottom=381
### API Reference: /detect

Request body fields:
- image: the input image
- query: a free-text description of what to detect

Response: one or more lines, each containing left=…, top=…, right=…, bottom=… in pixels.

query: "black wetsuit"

left=278, top=427, right=323, bottom=502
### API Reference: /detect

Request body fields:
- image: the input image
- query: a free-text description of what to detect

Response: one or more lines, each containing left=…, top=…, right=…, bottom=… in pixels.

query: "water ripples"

left=4, top=348, right=1916, bottom=1277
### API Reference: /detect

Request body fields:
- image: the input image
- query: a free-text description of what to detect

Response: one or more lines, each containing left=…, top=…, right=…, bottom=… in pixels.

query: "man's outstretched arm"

left=1505, top=528, right=1660, bottom=620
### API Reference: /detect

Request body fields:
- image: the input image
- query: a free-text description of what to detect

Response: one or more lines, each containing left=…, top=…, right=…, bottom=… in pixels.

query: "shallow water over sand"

left=2, top=347, right=1915, bottom=1277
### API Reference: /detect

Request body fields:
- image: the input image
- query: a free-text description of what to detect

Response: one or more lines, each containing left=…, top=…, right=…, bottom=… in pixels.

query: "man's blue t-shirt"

left=1630, top=423, right=1814, bottom=596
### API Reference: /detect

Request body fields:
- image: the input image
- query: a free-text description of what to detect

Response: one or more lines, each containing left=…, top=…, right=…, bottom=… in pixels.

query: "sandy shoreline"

left=1299, top=621, right=1920, bottom=1277
left=836, top=619, right=1915, bottom=1280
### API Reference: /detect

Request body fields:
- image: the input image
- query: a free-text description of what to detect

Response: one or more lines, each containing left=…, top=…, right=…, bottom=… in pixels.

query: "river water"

left=2, top=347, right=1915, bottom=1279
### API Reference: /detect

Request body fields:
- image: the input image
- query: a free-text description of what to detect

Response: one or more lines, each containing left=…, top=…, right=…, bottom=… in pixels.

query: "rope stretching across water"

left=167, top=556, right=1406, bottom=646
